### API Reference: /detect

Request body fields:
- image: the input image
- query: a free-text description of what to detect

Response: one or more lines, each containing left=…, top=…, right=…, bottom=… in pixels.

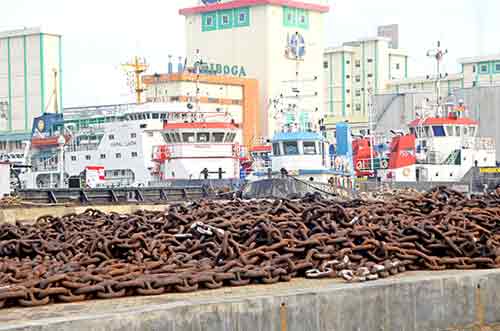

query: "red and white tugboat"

left=378, top=42, right=496, bottom=183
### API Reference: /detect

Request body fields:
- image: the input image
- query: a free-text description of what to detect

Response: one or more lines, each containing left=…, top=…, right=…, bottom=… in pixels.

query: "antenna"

left=426, top=41, right=448, bottom=107
left=122, top=56, right=149, bottom=104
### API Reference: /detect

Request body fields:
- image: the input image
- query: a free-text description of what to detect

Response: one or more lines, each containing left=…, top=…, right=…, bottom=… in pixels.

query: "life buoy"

left=356, top=160, right=363, bottom=170
left=402, top=168, right=411, bottom=177
left=380, top=159, right=388, bottom=169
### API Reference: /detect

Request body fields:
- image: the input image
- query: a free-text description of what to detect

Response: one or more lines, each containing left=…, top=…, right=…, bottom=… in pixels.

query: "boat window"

left=160, top=114, right=166, bottom=119
left=455, top=126, right=461, bottom=136
left=409, top=127, right=416, bottom=136
left=172, top=132, right=181, bottom=143
left=182, top=132, right=195, bottom=143
left=212, top=132, right=225, bottom=142
left=446, top=126, right=454, bottom=136
left=164, top=134, right=172, bottom=143
left=197, top=132, right=210, bottom=143
left=224, top=133, right=236, bottom=143
left=303, top=141, right=317, bottom=155
left=432, top=126, right=445, bottom=137
left=152, top=113, right=159, bottom=119
left=146, top=113, right=151, bottom=119
left=462, top=126, right=468, bottom=136
left=424, top=126, right=431, bottom=137
left=272, top=143, right=281, bottom=156
left=470, top=126, right=476, bottom=136
left=283, top=142, right=299, bottom=155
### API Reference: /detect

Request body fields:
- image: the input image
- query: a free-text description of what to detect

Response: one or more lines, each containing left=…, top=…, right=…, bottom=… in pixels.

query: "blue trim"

left=272, top=131, right=324, bottom=142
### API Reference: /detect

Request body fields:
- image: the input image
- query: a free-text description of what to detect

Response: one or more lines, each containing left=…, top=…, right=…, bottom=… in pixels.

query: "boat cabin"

left=271, top=131, right=328, bottom=174
left=154, top=122, right=241, bottom=180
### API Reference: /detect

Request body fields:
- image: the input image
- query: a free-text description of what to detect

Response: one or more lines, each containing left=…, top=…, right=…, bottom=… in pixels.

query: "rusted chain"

left=0, top=187, right=499, bottom=309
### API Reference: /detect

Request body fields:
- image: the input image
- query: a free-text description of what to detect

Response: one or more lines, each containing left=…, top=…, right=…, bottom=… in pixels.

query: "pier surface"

left=1, top=269, right=500, bottom=331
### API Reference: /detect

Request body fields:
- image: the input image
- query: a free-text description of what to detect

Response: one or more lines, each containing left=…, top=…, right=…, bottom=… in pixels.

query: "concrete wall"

left=373, top=86, right=500, bottom=161
left=2, top=269, right=500, bottom=331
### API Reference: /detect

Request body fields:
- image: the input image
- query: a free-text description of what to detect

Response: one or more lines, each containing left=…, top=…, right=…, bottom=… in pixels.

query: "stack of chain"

left=1, top=187, right=500, bottom=309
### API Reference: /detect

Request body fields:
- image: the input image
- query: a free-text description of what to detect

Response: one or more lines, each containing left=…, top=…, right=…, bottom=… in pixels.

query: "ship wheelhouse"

left=153, top=122, right=241, bottom=180
left=271, top=132, right=329, bottom=175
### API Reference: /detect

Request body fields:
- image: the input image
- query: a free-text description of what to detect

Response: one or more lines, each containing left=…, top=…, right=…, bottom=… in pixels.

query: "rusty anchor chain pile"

left=1, top=187, right=500, bottom=309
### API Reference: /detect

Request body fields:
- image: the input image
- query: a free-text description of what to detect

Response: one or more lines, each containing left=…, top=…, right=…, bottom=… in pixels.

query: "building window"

left=367, top=58, right=373, bottom=63
left=396, top=63, right=400, bottom=70
left=355, top=104, right=362, bottom=111
left=355, top=75, right=361, bottom=82
left=355, top=89, right=361, bottom=96
left=367, top=73, right=373, bottom=78
left=346, top=89, right=350, bottom=94
left=108, top=134, right=114, bottom=140
left=479, top=63, right=489, bottom=74
left=222, top=15, right=229, bottom=24
left=116, top=153, right=122, bottom=159
left=202, top=12, right=217, bottom=32
left=355, top=60, right=361, bottom=67
left=131, top=133, right=136, bottom=139
left=473, top=65, right=476, bottom=73
left=234, top=7, right=250, bottom=27
left=323, top=61, right=329, bottom=69
left=346, top=104, right=351, bottom=108
left=71, top=156, right=77, bottom=161
left=85, top=155, right=91, bottom=160
left=283, top=7, right=308, bottom=29
left=131, top=152, right=138, bottom=158
left=346, top=60, right=350, bottom=65
left=346, top=75, right=350, bottom=79
left=100, top=154, right=106, bottom=159
left=494, top=62, right=500, bottom=73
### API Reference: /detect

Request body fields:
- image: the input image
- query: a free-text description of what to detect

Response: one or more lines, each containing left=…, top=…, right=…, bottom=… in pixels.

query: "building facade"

left=323, top=37, right=408, bottom=135
left=459, top=54, right=500, bottom=88
left=0, top=27, right=62, bottom=134
left=180, top=0, right=329, bottom=141
left=142, top=72, right=259, bottom=148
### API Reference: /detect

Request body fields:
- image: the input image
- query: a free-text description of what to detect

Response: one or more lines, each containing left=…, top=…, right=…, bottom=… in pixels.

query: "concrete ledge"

left=0, top=204, right=168, bottom=224
left=1, top=269, right=500, bottom=331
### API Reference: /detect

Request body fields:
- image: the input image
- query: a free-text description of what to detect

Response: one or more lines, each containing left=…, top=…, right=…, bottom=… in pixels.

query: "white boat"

left=20, top=103, right=243, bottom=189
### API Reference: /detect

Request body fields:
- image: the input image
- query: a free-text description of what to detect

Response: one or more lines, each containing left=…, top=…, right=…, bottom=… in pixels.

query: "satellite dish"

left=187, top=103, right=193, bottom=110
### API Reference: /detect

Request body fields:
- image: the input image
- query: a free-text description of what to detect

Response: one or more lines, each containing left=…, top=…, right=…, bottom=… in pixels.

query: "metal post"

left=58, top=135, right=65, bottom=188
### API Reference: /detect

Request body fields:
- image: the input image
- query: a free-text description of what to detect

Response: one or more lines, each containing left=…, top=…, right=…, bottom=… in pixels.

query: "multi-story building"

left=323, top=36, right=408, bottom=135
left=180, top=0, right=330, bottom=140
left=142, top=72, right=259, bottom=148
left=459, top=54, right=500, bottom=88
left=0, top=27, right=62, bottom=154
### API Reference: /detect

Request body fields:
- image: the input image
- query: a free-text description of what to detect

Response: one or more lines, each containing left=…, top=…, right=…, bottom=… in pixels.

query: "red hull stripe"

left=180, top=0, right=330, bottom=15
left=163, top=122, right=238, bottom=130
left=408, top=117, right=477, bottom=126
left=86, top=166, right=104, bottom=171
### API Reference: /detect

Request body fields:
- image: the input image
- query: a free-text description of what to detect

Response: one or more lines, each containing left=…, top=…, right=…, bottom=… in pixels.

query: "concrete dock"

left=1, top=269, right=500, bottom=331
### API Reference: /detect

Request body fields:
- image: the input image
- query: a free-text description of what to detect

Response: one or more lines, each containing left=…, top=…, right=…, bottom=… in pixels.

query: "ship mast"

left=426, top=41, right=448, bottom=111
left=122, top=56, right=149, bottom=104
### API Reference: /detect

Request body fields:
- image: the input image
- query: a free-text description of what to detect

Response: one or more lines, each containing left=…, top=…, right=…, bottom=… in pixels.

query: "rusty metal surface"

left=0, top=187, right=500, bottom=309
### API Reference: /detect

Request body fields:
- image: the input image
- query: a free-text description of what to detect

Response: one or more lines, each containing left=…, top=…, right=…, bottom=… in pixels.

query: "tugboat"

left=242, top=51, right=356, bottom=198
left=356, top=42, right=497, bottom=190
